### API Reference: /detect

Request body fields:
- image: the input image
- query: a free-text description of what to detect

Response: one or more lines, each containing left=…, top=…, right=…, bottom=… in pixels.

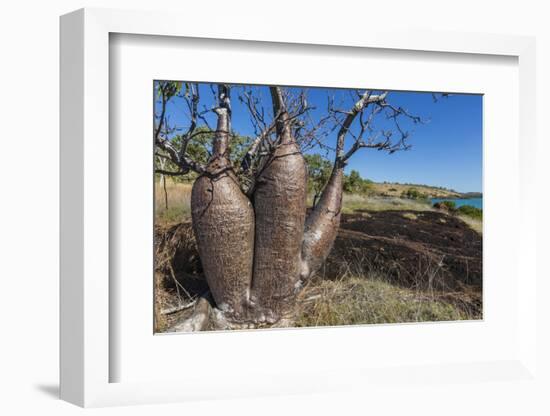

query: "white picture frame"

left=60, top=8, right=538, bottom=408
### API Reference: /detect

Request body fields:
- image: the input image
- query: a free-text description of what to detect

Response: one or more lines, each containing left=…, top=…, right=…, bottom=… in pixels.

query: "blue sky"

left=157, top=83, right=482, bottom=193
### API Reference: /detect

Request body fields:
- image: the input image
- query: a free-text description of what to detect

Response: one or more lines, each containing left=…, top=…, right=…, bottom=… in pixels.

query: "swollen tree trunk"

left=191, top=99, right=255, bottom=319
left=300, top=92, right=380, bottom=280
left=250, top=87, right=307, bottom=315
left=301, top=164, right=344, bottom=280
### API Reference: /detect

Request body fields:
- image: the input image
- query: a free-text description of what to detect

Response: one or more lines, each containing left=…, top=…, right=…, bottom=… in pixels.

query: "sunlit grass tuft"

left=457, top=214, right=482, bottom=234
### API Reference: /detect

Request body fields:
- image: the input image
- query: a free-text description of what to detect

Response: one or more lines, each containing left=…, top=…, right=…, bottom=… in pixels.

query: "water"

left=431, top=197, right=482, bottom=209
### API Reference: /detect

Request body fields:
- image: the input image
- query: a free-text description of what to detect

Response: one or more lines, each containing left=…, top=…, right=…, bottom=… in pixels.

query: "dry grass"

left=296, top=244, right=481, bottom=327
left=341, top=194, right=434, bottom=213
left=153, top=180, right=482, bottom=235
left=154, top=218, right=481, bottom=332
left=155, top=180, right=193, bottom=225
left=296, top=276, right=473, bottom=327
left=457, top=214, right=483, bottom=234
left=341, top=194, right=482, bottom=234
left=154, top=183, right=434, bottom=221
left=370, top=182, right=461, bottom=198
left=401, top=212, right=418, bottom=221
left=153, top=179, right=482, bottom=330
left=154, top=221, right=205, bottom=332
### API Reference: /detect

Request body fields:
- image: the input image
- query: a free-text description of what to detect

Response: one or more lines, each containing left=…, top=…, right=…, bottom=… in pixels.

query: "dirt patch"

left=324, top=210, right=482, bottom=290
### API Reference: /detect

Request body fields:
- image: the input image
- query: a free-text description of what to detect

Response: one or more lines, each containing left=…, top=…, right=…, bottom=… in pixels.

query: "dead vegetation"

left=154, top=208, right=482, bottom=332
left=295, top=277, right=475, bottom=327
left=154, top=222, right=208, bottom=332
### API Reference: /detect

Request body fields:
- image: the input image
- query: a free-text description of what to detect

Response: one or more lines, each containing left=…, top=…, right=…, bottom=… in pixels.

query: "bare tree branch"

left=177, top=83, right=201, bottom=161
left=332, top=90, right=388, bottom=166
left=240, top=87, right=318, bottom=174
left=155, top=135, right=206, bottom=175
left=154, top=81, right=208, bottom=176
left=154, top=83, right=168, bottom=141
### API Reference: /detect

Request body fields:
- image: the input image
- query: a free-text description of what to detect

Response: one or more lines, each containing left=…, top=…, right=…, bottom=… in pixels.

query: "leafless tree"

left=154, top=81, right=433, bottom=330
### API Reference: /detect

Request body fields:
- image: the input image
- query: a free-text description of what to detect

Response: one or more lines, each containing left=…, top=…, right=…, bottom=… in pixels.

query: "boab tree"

left=154, top=82, right=432, bottom=331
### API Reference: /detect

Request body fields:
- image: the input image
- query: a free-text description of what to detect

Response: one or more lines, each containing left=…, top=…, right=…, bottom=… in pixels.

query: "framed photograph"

left=60, top=8, right=538, bottom=408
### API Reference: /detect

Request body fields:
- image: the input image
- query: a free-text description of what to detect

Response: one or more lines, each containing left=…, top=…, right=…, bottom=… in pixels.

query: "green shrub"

left=457, top=205, right=482, bottom=220
left=434, top=200, right=456, bottom=210
left=304, top=154, right=332, bottom=197
left=343, top=169, right=373, bottom=195
left=402, top=187, right=428, bottom=200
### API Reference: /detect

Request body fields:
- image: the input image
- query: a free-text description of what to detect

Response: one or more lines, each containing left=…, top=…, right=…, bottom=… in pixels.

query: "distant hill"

left=460, top=192, right=483, bottom=199
left=369, top=182, right=462, bottom=199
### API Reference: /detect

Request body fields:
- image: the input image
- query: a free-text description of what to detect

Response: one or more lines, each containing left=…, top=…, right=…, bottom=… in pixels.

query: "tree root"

left=166, top=292, right=296, bottom=332
left=168, top=295, right=211, bottom=332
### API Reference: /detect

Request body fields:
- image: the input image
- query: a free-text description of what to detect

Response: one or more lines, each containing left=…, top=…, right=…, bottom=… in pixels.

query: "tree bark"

left=191, top=103, right=255, bottom=319
left=250, top=87, right=307, bottom=315
left=300, top=92, right=387, bottom=281
left=301, top=165, right=344, bottom=280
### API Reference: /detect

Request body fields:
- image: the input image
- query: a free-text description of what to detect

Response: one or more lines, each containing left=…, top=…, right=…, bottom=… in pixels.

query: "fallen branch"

left=161, top=299, right=198, bottom=315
